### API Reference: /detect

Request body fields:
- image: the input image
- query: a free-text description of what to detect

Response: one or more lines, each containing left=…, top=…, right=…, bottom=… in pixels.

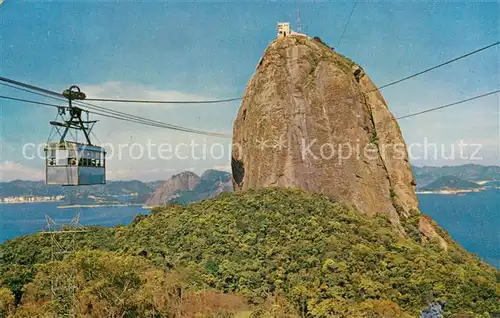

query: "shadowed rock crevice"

left=231, top=157, right=245, bottom=189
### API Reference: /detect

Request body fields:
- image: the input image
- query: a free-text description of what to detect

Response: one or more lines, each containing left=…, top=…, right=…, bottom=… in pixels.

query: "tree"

left=0, top=287, right=14, bottom=317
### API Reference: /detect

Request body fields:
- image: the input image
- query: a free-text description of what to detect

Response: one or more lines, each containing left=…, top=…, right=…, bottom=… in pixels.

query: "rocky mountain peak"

left=145, top=170, right=233, bottom=207
left=231, top=35, right=445, bottom=246
left=144, top=171, right=200, bottom=207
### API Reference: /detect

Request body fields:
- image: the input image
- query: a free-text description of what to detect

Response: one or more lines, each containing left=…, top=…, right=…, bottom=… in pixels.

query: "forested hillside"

left=0, top=188, right=498, bottom=317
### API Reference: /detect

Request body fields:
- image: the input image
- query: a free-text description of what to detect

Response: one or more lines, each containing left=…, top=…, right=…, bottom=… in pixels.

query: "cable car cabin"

left=44, top=85, right=106, bottom=186
left=45, top=142, right=106, bottom=186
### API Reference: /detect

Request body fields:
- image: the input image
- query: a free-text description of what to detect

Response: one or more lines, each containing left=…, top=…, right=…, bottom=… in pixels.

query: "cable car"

left=44, top=86, right=106, bottom=186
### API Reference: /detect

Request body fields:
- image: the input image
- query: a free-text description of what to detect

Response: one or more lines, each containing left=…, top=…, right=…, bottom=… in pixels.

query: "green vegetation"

left=1, top=188, right=498, bottom=317
left=368, top=111, right=379, bottom=146
left=400, top=209, right=422, bottom=243
left=308, top=36, right=355, bottom=75
left=312, top=36, right=330, bottom=49
left=389, top=188, right=396, bottom=200
left=371, top=131, right=379, bottom=145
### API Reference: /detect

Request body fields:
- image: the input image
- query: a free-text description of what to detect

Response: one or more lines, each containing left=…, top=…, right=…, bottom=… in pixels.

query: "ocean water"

left=418, top=188, right=499, bottom=268
left=0, top=190, right=498, bottom=268
left=0, top=203, right=148, bottom=243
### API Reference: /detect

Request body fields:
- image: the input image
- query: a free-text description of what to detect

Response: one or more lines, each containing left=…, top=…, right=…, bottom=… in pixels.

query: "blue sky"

left=0, top=1, right=499, bottom=181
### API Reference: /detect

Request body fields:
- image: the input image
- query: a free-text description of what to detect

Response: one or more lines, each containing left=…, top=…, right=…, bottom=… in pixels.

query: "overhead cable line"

left=2, top=41, right=498, bottom=106
left=75, top=100, right=232, bottom=138
left=373, top=41, right=500, bottom=92
left=0, top=80, right=232, bottom=138
left=0, top=76, right=63, bottom=98
left=336, top=0, right=358, bottom=47
left=0, top=82, right=68, bottom=103
left=1, top=38, right=498, bottom=132
left=0, top=81, right=176, bottom=127
left=3, top=89, right=498, bottom=124
left=85, top=96, right=243, bottom=104
left=0, top=94, right=231, bottom=138
left=395, top=89, right=500, bottom=120
left=68, top=98, right=232, bottom=138
left=0, top=95, right=63, bottom=108
left=91, top=40, right=498, bottom=104
left=84, top=107, right=231, bottom=138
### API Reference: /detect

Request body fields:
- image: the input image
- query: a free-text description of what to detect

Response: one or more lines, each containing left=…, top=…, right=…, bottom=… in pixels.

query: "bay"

left=1, top=189, right=498, bottom=268
left=0, top=203, right=148, bottom=243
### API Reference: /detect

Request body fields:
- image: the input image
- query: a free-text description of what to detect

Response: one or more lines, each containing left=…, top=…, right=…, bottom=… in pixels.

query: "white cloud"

left=106, top=167, right=178, bottom=181
left=212, top=164, right=232, bottom=172
left=0, top=161, right=44, bottom=182
left=80, top=82, right=218, bottom=110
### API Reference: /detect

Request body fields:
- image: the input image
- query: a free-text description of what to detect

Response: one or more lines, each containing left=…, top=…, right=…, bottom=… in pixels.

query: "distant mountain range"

left=411, top=164, right=500, bottom=188
left=145, top=169, right=232, bottom=207
left=0, top=180, right=160, bottom=205
left=1, top=164, right=498, bottom=205
left=0, top=170, right=232, bottom=207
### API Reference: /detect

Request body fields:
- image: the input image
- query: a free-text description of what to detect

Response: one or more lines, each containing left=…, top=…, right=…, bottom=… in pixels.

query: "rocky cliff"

left=145, top=170, right=232, bottom=207
left=145, top=171, right=200, bottom=207
left=231, top=35, right=443, bottom=245
left=199, top=169, right=233, bottom=197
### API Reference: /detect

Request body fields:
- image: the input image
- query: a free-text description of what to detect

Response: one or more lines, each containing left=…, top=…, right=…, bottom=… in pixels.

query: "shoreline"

left=0, top=200, right=63, bottom=205
left=57, top=203, right=144, bottom=209
left=416, top=188, right=486, bottom=195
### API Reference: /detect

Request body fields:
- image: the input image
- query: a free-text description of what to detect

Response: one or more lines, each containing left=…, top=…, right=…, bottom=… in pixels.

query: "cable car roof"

left=45, top=141, right=105, bottom=152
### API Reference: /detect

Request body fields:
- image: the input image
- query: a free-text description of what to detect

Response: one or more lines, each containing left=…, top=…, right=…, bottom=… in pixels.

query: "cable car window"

left=56, top=150, right=68, bottom=165
left=47, top=149, right=56, bottom=166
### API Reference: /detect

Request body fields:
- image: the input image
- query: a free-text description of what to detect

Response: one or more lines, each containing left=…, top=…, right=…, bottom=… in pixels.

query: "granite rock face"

left=232, top=35, right=437, bottom=240
left=145, top=170, right=233, bottom=207
left=145, top=171, right=200, bottom=207
left=356, top=67, right=419, bottom=218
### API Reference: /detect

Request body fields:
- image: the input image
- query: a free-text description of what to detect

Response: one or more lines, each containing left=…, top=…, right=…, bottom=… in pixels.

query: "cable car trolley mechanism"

left=44, top=85, right=106, bottom=186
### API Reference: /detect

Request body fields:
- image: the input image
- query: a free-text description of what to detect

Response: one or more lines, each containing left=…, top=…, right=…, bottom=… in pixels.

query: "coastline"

left=0, top=200, right=63, bottom=205
left=57, top=203, right=144, bottom=209
left=416, top=188, right=486, bottom=195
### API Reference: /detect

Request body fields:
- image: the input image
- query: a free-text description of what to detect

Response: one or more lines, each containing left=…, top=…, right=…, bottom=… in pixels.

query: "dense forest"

left=0, top=188, right=498, bottom=317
